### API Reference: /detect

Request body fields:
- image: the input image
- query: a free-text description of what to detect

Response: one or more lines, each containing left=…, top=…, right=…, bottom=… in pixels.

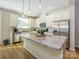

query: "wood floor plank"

left=0, top=43, right=79, bottom=59
left=65, top=50, right=79, bottom=59
left=0, top=44, right=36, bottom=59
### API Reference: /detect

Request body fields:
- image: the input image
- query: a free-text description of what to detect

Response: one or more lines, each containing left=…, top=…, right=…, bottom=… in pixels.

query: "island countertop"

left=20, top=32, right=67, bottom=50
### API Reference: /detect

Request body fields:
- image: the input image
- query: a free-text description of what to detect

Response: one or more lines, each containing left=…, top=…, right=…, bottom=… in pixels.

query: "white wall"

left=69, top=6, right=75, bottom=51
left=75, top=0, right=79, bottom=48
left=0, top=10, right=10, bottom=44
left=0, top=11, right=1, bottom=45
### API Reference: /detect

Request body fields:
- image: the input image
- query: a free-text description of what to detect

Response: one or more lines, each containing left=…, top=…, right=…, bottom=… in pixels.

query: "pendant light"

left=28, top=0, right=31, bottom=14
left=39, top=0, right=42, bottom=8
left=22, top=0, right=25, bottom=17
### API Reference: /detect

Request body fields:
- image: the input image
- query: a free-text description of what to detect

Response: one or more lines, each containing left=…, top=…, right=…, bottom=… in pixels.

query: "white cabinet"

left=46, top=10, right=70, bottom=27
left=1, top=10, right=10, bottom=44
left=0, top=11, right=1, bottom=45
left=23, top=38, right=64, bottom=59
left=10, top=13, right=18, bottom=26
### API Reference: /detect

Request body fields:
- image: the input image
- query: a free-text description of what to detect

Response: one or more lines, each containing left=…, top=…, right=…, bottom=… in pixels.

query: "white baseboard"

left=69, top=48, right=75, bottom=51
left=75, top=45, right=79, bottom=48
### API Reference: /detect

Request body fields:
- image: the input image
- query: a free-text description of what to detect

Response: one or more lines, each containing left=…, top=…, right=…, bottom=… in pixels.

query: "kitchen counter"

left=20, top=32, right=67, bottom=50
left=20, top=32, right=67, bottom=59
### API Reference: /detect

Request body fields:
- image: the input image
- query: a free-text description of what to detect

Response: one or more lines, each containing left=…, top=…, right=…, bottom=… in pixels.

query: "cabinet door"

left=23, top=38, right=63, bottom=59
left=1, top=11, right=10, bottom=44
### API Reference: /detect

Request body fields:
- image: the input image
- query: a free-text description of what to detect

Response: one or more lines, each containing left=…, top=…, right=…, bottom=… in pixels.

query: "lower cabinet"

left=23, top=38, right=64, bottom=59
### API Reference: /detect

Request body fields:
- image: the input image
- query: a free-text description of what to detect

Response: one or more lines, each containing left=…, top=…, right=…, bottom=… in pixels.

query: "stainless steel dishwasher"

left=13, top=32, right=21, bottom=43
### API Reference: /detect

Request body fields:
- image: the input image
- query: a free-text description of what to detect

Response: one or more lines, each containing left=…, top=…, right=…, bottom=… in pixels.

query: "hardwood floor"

left=0, top=43, right=36, bottom=59
left=65, top=49, right=79, bottom=59
left=0, top=43, right=79, bottom=59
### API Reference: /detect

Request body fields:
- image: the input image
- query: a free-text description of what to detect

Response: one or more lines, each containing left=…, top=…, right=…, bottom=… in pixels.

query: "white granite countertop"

left=19, top=32, right=67, bottom=50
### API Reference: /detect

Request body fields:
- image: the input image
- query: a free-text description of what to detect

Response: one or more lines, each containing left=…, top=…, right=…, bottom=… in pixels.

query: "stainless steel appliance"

left=53, top=19, right=70, bottom=49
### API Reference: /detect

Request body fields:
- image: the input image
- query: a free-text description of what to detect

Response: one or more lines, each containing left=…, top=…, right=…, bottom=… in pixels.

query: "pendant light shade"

left=21, top=0, right=25, bottom=17
left=23, top=0, right=24, bottom=14
left=39, top=0, right=42, bottom=9
left=28, top=0, right=31, bottom=14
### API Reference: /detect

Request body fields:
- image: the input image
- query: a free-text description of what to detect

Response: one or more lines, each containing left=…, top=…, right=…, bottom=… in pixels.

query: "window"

left=17, top=17, right=29, bottom=28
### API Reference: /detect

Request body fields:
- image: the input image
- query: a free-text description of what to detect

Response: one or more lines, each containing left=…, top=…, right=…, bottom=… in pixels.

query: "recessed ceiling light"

left=28, top=10, right=31, bottom=14
left=49, top=7, right=52, bottom=10
left=39, top=5, right=42, bottom=8
left=39, top=0, right=42, bottom=9
left=17, top=8, right=21, bottom=10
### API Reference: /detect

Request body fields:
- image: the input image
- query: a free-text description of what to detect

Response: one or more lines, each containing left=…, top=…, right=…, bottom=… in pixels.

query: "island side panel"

left=23, top=37, right=64, bottom=59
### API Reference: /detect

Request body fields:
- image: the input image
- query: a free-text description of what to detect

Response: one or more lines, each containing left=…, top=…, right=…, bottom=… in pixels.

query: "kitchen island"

left=20, top=32, right=67, bottom=59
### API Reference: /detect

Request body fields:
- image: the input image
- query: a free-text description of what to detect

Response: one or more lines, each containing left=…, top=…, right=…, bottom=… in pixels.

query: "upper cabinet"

left=10, top=13, right=18, bottom=27
left=46, top=9, right=70, bottom=27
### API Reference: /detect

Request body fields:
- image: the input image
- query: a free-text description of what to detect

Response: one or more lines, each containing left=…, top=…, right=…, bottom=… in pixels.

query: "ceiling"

left=0, top=0, right=69, bottom=16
